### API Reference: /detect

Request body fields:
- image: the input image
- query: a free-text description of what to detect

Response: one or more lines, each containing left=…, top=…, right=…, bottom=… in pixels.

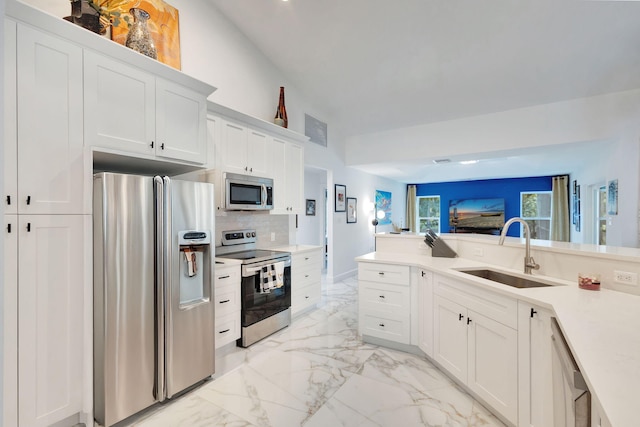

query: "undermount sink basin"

left=458, top=269, right=552, bottom=289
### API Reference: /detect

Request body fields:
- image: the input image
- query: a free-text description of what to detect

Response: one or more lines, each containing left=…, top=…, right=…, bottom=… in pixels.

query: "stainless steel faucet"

left=498, top=217, right=540, bottom=274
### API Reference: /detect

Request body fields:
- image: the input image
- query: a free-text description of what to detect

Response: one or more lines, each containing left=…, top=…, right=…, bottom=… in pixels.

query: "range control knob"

left=245, top=232, right=251, bottom=238
left=251, top=232, right=256, bottom=237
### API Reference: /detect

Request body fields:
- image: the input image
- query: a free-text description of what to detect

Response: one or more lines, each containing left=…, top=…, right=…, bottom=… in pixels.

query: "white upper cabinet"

left=271, top=137, right=304, bottom=214
left=84, top=51, right=208, bottom=164
left=4, top=19, right=17, bottom=215
left=156, top=78, right=207, bottom=163
left=15, top=24, right=88, bottom=215
left=84, top=51, right=156, bottom=156
left=220, top=119, right=271, bottom=177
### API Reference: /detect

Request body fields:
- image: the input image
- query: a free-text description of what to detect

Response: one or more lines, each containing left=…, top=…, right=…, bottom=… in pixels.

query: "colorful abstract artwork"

left=106, top=0, right=181, bottom=69
left=375, top=190, right=392, bottom=225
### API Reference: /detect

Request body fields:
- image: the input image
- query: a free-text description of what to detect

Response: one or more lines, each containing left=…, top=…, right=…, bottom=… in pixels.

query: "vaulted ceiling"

left=209, top=0, right=640, bottom=181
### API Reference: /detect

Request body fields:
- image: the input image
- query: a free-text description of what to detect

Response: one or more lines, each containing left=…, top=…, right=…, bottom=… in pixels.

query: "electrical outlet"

left=270, top=232, right=276, bottom=241
left=614, top=270, right=638, bottom=286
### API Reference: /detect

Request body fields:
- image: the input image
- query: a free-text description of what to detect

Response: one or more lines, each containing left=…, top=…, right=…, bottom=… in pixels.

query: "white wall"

left=297, top=168, right=325, bottom=247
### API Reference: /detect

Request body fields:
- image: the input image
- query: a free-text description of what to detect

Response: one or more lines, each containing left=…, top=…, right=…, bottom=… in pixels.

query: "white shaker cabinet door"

left=84, top=51, right=156, bottom=156
left=417, top=269, right=434, bottom=358
left=18, top=215, right=86, bottom=427
left=433, top=295, right=467, bottom=384
left=246, top=128, right=270, bottom=177
left=467, top=309, right=518, bottom=425
left=285, top=141, right=304, bottom=214
left=3, top=215, right=18, bottom=427
left=17, top=25, right=87, bottom=215
left=4, top=19, right=17, bottom=214
left=156, top=78, right=207, bottom=163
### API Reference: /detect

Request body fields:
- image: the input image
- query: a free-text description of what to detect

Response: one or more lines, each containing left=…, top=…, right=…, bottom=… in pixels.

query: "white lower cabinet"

left=358, top=263, right=411, bottom=345
left=4, top=215, right=18, bottom=427
left=214, top=265, right=241, bottom=348
left=291, top=248, right=322, bottom=315
left=518, top=302, right=553, bottom=427
left=17, top=215, right=89, bottom=427
left=433, top=275, right=518, bottom=425
left=417, top=269, right=434, bottom=358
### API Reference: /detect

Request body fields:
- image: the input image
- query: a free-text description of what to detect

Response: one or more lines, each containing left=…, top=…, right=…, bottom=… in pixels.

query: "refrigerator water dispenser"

left=178, top=231, right=212, bottom=306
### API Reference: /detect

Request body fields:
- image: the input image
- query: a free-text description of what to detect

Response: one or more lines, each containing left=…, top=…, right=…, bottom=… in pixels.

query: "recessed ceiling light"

left=460, top=160, right=479, bottom=165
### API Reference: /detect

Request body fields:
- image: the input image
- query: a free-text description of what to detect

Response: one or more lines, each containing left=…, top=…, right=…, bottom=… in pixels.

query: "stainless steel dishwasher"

left=551, top=317, right=591, bottom=427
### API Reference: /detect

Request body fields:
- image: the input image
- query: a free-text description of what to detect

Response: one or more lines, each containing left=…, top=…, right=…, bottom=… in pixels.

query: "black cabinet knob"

left=6, top=195, right=10, bottom=205
left=467, top=317, right=473, bottom=325
left=26, top=196, right=31, bottom=205
left=530, top=308, right=537, bottom=318
left=150, top=141, right=154, bottom=148
left=459, top=313, right=464, bottom=321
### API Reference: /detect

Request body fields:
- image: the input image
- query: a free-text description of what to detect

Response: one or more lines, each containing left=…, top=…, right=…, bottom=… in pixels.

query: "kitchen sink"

left=457, top=269, right=552, bottom=289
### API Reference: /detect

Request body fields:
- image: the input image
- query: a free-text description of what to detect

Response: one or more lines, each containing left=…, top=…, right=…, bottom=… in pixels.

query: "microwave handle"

left=261, top=184, right=267, bottom=207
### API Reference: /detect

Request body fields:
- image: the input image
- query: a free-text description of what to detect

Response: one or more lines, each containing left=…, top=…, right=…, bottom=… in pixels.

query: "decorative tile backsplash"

left=215, top=212, right=290, bottom=248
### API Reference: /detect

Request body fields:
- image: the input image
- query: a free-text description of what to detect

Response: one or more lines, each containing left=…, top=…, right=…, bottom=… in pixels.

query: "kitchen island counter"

left=356, top=250, right=640, bottom=427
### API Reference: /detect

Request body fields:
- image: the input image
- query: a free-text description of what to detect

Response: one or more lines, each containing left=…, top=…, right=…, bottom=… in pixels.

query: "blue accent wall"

left=414, top=176, right=553, bottom=237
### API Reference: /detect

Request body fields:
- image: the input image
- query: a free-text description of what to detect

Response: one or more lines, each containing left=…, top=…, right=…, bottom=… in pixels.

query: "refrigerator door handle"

left=154, top=175, right=166, bottom=402
left=162, top=176, right=173, bottom=399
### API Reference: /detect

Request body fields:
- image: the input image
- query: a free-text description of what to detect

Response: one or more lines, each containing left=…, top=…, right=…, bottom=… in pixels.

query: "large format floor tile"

left=131, top=277, right=505, bottom=427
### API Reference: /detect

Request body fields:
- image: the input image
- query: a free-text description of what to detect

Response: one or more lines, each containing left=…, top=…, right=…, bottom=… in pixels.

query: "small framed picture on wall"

left=306, top=199, right=316, bottom=216
left=335, top=184, right=346, bottom=212
left=346, top=197, right=357, bottom=223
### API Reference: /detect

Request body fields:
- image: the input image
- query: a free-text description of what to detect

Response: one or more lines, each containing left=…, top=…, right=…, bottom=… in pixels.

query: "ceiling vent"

left=433, top=159, right=452, bottom=164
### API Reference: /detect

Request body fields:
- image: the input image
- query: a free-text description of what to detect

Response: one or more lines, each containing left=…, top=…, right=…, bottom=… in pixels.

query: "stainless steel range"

left=216, top=229, right=291, bottom=347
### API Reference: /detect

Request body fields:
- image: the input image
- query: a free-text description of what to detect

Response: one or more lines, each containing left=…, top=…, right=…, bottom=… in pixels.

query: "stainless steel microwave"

left=224, top=172, right=273, bottom=210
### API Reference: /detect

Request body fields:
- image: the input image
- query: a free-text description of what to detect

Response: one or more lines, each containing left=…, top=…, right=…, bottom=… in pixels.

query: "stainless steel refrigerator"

left=93, top=172, right=216, bottom=426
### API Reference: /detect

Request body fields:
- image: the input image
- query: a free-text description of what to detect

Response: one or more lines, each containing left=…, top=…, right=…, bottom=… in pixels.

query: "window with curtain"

left=417, top=195, right=440, bottom=233
left=520, top=191, right=552, bottom=239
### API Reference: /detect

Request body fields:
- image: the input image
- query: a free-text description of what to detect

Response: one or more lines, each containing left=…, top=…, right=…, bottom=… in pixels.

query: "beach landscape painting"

left=449, top=198, right=505, bottom=230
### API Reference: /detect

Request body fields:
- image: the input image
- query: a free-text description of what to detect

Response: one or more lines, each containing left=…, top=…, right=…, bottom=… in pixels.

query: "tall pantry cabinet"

left=4, top=20, right=91, bottom=427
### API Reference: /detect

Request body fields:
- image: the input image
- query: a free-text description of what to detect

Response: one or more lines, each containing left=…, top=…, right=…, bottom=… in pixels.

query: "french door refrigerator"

left=93, top=172, right=216, bottom=426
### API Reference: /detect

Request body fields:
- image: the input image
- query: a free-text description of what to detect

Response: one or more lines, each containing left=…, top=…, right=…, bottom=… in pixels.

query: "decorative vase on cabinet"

left=125, top=8, right=157, bottom=59
left=274, top=86, right=288, bottom=128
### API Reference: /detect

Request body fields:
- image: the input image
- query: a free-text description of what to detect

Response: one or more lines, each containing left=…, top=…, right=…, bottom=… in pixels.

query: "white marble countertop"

left=214, top=258, right=243, bottom=266
left=356, top=251, right=640, bottom=427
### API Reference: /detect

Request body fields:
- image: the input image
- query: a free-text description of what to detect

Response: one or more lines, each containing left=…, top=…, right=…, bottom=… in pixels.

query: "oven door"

left=240, top=259, right=291, bottom=327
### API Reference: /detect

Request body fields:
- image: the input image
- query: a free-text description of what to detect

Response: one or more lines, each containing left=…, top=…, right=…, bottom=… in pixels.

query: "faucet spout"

left=498, top=217, right=540, bottom=275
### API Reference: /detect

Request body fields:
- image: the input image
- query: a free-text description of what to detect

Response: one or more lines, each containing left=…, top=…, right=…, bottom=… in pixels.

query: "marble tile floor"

left=132, top=277, right=506, bottom=427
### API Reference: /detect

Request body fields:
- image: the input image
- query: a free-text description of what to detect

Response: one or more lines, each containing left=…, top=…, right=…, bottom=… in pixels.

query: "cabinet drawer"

left=292, top=283, right=321, bottom=314
left=360, top=313, right=410, bottom=344
left=434, top=274, right=517, bottom=328
left=293, top=265, right=321, bottom=287
left=358, top=263, right=410, bottom=286
left=215, top=311, right=240, bottom=349
left=360, top=281, right=410, bottom=317
left=292, top=250, right=322, bottom=270
left=215, top=266, right=240, bottom=288
left=215, top=284, right=241, bottom=317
